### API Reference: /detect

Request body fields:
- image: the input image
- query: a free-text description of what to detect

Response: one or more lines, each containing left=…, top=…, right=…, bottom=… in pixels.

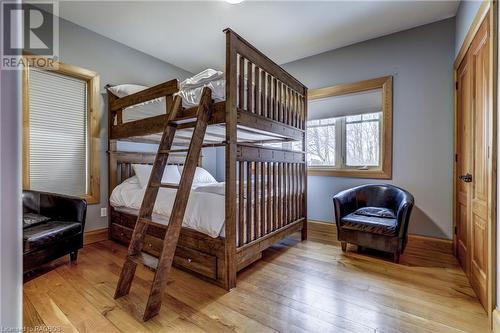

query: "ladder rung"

left=160, top=183, right=179, bottom=189
left=129, top=252, right=159, bottom=269
left=170, top=115, right=197, bottom=124
left=150, top=183, right=179, bottom=189
left=176, top=121, right=198, bottom=129
left=158, top=149, right=189, bottom=154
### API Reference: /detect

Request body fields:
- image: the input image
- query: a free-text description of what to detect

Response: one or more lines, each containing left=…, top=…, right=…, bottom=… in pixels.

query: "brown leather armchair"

left=333, top=184, right=414, bottom=263
left=23, top=191, right=87, bottom=272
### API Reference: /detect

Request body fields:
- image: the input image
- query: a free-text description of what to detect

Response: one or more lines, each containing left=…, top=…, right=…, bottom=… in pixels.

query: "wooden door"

left=455, top=54, right=472, bottom=276
left=469, top=17, right=490, bottom=308
left=454, top=16, right=491, bottom=310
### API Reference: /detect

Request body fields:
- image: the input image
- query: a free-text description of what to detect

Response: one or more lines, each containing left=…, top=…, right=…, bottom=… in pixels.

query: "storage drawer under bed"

left=110, top=223, right=218, bottom=280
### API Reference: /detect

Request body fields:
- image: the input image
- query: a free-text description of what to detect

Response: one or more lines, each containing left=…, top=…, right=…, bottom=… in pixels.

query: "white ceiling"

left=58, top=1, right=459, bottom=74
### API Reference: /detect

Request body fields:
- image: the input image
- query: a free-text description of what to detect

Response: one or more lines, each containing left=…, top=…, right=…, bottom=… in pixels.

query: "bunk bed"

left=107, top=29, right=308, bottom=291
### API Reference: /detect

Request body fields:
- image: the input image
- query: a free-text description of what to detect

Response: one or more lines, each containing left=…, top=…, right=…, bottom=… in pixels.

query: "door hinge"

left=454, top=226, right=457, bottom=235
left=455, top=81, right=458, bottom=90
left=455, top=153, right=458, bottom=162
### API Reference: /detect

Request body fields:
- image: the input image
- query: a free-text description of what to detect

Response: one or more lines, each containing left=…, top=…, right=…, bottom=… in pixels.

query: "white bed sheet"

left=110, top=176, right=226, bottom=238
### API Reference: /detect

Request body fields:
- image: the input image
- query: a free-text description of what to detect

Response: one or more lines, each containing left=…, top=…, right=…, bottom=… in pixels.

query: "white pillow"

left=178, top=166, right=217, bottom=184
left=132, top=164, right=181, bottom=188
left=108, top=84, right=149, bottom=98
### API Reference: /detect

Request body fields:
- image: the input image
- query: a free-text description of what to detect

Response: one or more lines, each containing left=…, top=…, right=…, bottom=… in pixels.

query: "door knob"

left=459, top=173, right=473, bottom=183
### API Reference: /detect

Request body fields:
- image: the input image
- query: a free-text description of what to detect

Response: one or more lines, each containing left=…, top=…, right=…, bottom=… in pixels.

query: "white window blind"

left=28, top=69, right=88, bottom=196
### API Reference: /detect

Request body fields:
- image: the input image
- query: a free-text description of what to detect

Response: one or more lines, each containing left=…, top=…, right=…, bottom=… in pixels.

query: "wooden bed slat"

left=259, top=69, right=265, bottom=117
left=274, top=163, right=284, bottom=230
left=255, top=66, right=260, bottom=116
left=289, top=163, right=293, bottom=224
left=267, top=162, right=272, bottom=233
left=239, top=56, right=245, bottom=110
left=260, top=162, right=266, bottom=237
left=238, top=161, right=244, bottom=247
left=247, top=60, right=253, bottom=114
left=246, top=161, right=252, bottom=242
left=266, top=74, right=272, bottom=120
left=254, top=162, right=259, bottom=239
left=272, top=77, right=277, bottom=121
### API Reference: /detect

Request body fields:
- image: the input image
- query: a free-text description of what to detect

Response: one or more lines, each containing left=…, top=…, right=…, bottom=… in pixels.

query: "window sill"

left=307, top=168, right=392, bottom=179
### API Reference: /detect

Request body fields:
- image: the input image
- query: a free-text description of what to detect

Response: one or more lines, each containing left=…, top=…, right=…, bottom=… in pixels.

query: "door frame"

left=453, top=0, right=497, bottom=327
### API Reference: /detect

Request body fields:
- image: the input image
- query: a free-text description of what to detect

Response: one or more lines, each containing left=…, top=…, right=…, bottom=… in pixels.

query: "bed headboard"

left=108, top=151, right=199, bottom=191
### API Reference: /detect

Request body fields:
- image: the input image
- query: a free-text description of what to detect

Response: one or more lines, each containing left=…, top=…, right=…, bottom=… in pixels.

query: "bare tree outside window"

left=345, top=113, right=380, bottom=167
left=307, top=118, right=336, bottom=166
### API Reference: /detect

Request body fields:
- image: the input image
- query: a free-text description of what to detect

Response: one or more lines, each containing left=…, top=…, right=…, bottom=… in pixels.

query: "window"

left=307, top=76, right=392, bottom=179
left=307, top=112, right=381, bottom=168
left=23, top=59, right=101, bottom=203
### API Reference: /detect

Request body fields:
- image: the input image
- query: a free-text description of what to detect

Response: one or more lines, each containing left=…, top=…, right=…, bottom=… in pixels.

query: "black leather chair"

left=333, top=184, right=414, bottom=263
left=23, top=190, right=87, bottom=272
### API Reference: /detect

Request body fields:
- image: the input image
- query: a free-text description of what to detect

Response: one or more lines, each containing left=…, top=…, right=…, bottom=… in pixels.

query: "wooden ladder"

left=114, top=87, right=213, bottom=321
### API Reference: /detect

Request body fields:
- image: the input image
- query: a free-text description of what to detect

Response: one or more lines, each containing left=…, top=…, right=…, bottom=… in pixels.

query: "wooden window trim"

left=22, top=57, right=101, bottom=204
left=307, top=75, right=393, bottom=179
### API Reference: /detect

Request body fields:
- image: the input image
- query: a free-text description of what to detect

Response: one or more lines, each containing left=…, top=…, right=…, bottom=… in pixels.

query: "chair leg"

left=70, top=251, right=78, bottom=263
left=341, top=241, right=347, bottom=252
left=393, top=252, right=400, bottom=264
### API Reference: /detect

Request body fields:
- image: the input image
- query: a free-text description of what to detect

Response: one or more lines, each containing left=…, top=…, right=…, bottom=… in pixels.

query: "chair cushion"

left=23, top=213, right=51, bottom=229
left=341, top=209, right=398, bottom=236
left=23, top=221, right=82, bottom=253
left=353, top=207, right=396, bottom=219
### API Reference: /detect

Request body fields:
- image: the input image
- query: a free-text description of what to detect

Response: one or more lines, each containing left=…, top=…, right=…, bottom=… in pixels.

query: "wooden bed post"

left=107, top=91, right=119, bottom=230
left=302, top=88, right=308, bottom=241
left=224, top=29, right=238, bottom=290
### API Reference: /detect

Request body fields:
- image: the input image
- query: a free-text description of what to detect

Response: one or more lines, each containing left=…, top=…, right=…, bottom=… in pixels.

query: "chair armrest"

left=38, top=192, right=87, bottom=226
left=396, top=195, right=414, bottom=237
left=332, top=188, right=358, bottom=226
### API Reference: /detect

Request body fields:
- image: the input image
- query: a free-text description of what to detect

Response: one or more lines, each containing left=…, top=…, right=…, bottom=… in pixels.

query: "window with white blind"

left=23, top=59, right=100, bottom=203
left=307, top=76, right=393, bottom=179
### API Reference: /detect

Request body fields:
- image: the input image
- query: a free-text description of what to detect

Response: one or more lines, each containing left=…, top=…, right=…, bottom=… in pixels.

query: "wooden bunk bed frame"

left=107, top=29, right=308, bottom=290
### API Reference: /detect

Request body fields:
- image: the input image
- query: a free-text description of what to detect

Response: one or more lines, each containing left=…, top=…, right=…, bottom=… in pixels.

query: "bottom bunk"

left=108, top=147, right=307, bottom=290
left=109, top=207, right=307, bottom=290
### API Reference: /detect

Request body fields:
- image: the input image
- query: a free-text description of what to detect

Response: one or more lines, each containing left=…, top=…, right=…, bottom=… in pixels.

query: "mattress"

left=110, top=176, right=226, bottom=238
left=110, top=175, right=288, bottom=239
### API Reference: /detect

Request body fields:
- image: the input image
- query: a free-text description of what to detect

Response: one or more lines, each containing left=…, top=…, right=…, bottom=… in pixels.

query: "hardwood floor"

left=24, top=231, right=488, bottom=333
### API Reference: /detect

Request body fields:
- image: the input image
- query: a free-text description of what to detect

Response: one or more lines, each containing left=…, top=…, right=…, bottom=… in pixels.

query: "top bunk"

left=107, top=29, right=308, bottom=147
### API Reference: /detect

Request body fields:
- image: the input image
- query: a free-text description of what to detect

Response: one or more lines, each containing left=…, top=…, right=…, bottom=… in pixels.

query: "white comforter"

left=110, top=176, right=226, bottom=238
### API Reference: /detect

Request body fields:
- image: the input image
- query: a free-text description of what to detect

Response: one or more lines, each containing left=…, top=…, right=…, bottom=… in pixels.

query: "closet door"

left=455, top=54, right=472, bottom=276
left=469, top=17, right=490, bottom=308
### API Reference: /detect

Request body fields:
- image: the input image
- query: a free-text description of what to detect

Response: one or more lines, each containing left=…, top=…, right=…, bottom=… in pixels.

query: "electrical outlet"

left=100, top=207, right=107, bottom=217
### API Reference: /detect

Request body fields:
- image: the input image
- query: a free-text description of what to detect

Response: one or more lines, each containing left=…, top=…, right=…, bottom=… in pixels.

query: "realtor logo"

left=1, top=1, right=59, bottom=69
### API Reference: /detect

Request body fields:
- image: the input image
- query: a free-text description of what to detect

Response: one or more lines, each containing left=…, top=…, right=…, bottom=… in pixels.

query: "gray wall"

left=455, top=0, right=482, bottom=56
left=282, top=18, right=455, bottom=239
left=56, top=17, right=192, bottom=231
left=0, top=0, right=22, bottom=326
